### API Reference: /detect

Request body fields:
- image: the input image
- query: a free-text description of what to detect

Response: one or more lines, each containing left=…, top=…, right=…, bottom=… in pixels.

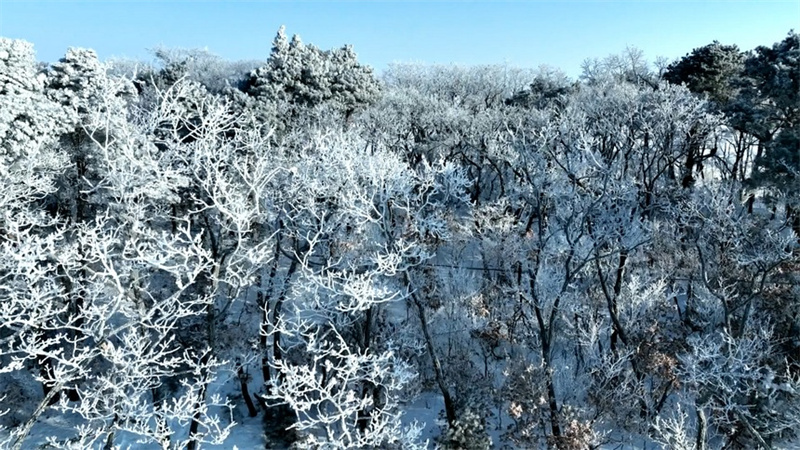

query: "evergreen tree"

left=0, top=38, right=73, bottom=173
left=663, top=40, right=745, bottom=108
left=244, top=26, right=380, bottom=119
left=739, top=32, right=800, bottom=191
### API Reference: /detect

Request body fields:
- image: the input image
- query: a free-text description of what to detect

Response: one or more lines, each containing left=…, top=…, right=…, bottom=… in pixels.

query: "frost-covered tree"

left=0, top=38, right=73, bottom=438
left=147, top=47, right=262, bottom=94
left=245, top=26, right=380, bottom=123
left=0, top=43, right=259, bottom=449
left=738, top=33, right=800, bottom=222
left=581, top=46, right=659, bottom=87
left=45, top=47, right=137, bottom=223
left=0, top=38, right=72, bottom=178
left=4, top=31, right=800, bottom=450
left=260, top=127, right=469, bottom=448
left=505, top=66, right=575, bottom=110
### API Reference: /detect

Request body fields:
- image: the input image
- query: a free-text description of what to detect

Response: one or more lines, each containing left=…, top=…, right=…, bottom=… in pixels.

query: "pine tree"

left=244, top=26, right=380, bottom=119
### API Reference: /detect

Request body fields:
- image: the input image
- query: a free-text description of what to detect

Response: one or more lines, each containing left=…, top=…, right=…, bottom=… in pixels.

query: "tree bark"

left=186, top=306, right=216, bottom=450
left=696, top=406, right=707, bottom=450
left=11, top=383, right=62, bottom=450
left=532, top=302, right=562, bottom=439
left=406, top=274, right=457, bottom=426
left=272, top=258, right=298, bottom=388
left=357, top=306, right=375, bottom=433
left=259, top=233, right=283, bottom=396
left=186, top=359, right=209, bottom=450
left=238, top=365, right=259, bottom=417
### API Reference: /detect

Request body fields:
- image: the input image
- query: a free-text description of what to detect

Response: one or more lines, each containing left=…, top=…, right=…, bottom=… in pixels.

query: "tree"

left=147, top=47, right=262, bottom=94
left=7, top=32, right=800, bottom=450
left=581, top=46, right=658, bottom=87
left=737, top=32, right=800, bottom=209
left=0, top=38, right=73, bottom=177
left=0, top=38, right=74, bottom=438
left=261, top=129, right=464, bottom=448
left=506, top=66, right=575, bottom=110
left=245, top=26, right=380, bottom=121
left=1, top=43, right=251, bottom=449
left=663, top=41, right=745, bottom=107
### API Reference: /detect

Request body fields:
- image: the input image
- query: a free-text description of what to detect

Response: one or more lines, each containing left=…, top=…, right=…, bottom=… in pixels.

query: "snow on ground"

left=5, top=390, right=664, bottom=449
left=205, top=414, right=265, bottom=450
left=399, top=392, right=444, bottom=447
left=6, top=363, right=264, bottom=450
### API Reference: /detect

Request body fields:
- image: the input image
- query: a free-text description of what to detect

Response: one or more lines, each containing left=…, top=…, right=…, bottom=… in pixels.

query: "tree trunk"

left=406, top=274, right=457, bottom=426
left=103, top=415, right=118, bottom=450
left=186, top=355, right=210, bottom=450
left=593, top=249, right=630, bottom=354
left=696, top=406, right=707, bottom=450
left=534, top=307, right=561, bottom=439
left=238, top=365, right=259, bottom=417
left=11, top=383, right=62, bottom=450
left=152, top=386, right=171, bottom=448
left=272, top=258, right=298, bottom=387
left=544, top=368, right=561, bottom=439
left=682, top=145, right=697, bottom=188
left=187, top=286, right=218, bottom=450
left=37, top=353, right=61, bottom=406
left=357, top=306, right=375, bottom=433
left=260, top=235, right=283, bottom=396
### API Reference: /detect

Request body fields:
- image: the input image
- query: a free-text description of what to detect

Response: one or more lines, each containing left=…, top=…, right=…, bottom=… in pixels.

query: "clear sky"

left=0, top=1, right=797, bottom=78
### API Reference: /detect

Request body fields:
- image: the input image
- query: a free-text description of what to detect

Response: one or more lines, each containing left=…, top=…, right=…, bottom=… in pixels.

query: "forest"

left=0, top=26, right=799, bottom=449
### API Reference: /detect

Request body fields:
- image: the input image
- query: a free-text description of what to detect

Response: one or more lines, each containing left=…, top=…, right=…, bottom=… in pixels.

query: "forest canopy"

left=1, top=27, right=799, bottom=449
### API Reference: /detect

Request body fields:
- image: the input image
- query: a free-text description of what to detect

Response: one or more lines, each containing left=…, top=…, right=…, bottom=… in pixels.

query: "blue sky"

left=0, top=1, right=797, bottom=78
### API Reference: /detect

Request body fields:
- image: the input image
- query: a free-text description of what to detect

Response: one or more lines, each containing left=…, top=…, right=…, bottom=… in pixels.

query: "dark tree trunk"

left=406, top=274, right=457, bottom=426
left=186, top=359, right=210, bottom=450
left=682, top=146, right=697, bottom=188
left=103, top=415, right=118, bottom=450
left=238, top=365, right=259, bottom=417
left=357, top=307, right=375, bottom=433
left=272, top=258, right=298, bottom=387
left=260, top=234, right=283, bottom=396
left=187, top=288, right=218, bottom=450
left=532, top=304, right=561, bottom=439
